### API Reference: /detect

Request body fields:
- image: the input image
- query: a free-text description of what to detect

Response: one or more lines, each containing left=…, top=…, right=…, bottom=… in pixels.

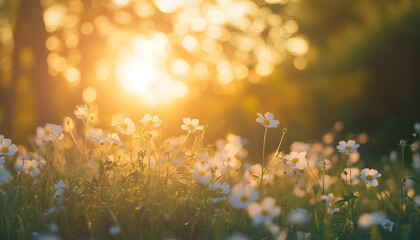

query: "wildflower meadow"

left=0, top=106, right=420, bottom=239
left=2, top=0, right=420, bottom=239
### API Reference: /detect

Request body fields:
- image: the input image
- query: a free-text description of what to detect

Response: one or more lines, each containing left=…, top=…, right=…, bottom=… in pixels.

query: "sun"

left=116, top=33, right=188, bottom=106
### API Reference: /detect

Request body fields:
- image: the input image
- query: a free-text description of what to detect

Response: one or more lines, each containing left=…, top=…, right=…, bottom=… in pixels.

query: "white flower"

left=210, top=182, right=231, bottom=194
left=140, top=114, right=162, bottom=128
left=247, top=197, right=281, bottom=225
left=0, top=138, right=18, bottom=156
left=321, top=193, right=339, bottom=214
left=192, top=162, right=212, bottom=184
left=36, top=124, right=64, bottom=141
left=0, top=166, right=11, bottom=183
left=381, top=218, right=394, bottom=231
left=285, top=152, right=307, bottom=170
left=225, top=151, right=241, bottom=169
left=54, top=180, right=66, bottom=190
left=109, top=225, right=121, bottom=235
left=54, top=180, right=66, bottom=200
left=44, top=207, right=56, bottom=216
left=228, top=183, right=259, bottom=209
left=321, top=193, right=334, bottom=205
left=181, top=118, right=203, bottom=133
left=360, top=168, right=381, bottom=187
left=108, top=133, right=123, bottom=147
left=226, top=233, right=250, bottom=240
left=256, top=112, right=279, bottom=128
left=209, top=156, right=227, bottom=177
left=14, top=153, right=46, bottom=173
left=358, top=212, right=386, bottom=228
left=288, top=208, right=309, bottom=225
left=208, top=196, right=227, bottom=203
left=23, top=160, right=40, bottom=177
left=112, top=117, right=136, bottom=135
left=88, top=128, right=108, bottom=144
left=243, top=163, right=262, bottom=186
left=74, top=104, right=89, bottom=119
left=336, top=140, right=360, bottom=154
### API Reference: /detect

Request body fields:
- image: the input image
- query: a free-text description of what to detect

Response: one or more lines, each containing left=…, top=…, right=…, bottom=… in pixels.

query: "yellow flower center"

left=199, top=171, right=206, bottom=176
left=366, top=175, right=373, bottom=180
left=1, top=147, right=9, bottom=153
left=234, top=154, right=241, bottom=160
left=293, top=158, right=299, bottom=163
left=148, top=120, right=154, bottom=126
left=345, top=146, right=352, bottom=150
left=44, top=129, right=51, bottom=135
left=187, top=124, right=193, bottom=128
left=28, top=166, right=34, bottom=172
left=216, top=187, right=223, bottom=192
left=240, top=195, right=248, bottom=202
left=249, top=170, right=254, bottom=175
left=263, top=119, right=270, bottom=125
left=262, top=210, right=268, bottom=216
left=121, top=123, right=128, bottom=129
left=214, top=166, right=219, bottom=170
left=227, top=157, right=231, bottom=162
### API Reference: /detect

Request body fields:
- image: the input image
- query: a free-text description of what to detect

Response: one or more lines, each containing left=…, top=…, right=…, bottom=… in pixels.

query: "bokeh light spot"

left=83, top=87, right=97, bottom=103
left=64, top=67, right=80, bottom=85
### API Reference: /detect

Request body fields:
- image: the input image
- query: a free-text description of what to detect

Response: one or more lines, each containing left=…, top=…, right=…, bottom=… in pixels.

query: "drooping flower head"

left=361, top=168, right=381, bottom=187
left=337, top=140, right=360, bottom=154
left=112, top=117, right=136, bottom=135
left=285, top=151, right=307, bottom=170
left=181, top=118, right=204, bottom=133
left=140, top=114, right=162, bottom=128
left=256, top=112, right=279, bottom=128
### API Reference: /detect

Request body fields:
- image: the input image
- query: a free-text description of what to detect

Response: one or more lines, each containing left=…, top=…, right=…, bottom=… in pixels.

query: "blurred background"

left=1, top=0, right=420, bottom=158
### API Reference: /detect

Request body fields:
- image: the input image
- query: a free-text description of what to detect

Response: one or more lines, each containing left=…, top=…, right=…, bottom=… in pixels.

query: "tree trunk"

left=1, top=0, right=57, bottom=140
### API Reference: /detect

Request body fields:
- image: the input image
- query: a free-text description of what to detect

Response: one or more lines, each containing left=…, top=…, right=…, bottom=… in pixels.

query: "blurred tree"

left=1, top=0, right=58, bottom=139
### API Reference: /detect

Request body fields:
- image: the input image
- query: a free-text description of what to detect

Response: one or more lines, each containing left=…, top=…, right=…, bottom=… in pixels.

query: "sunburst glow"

left=116, top=33, right=188, bottom=106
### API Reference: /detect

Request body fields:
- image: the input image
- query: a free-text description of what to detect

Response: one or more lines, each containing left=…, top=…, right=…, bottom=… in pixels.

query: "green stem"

left=171, top=132, right=190, bottom=164
left=307, top=163, right=322, bottom=192
left=401, top=141, right=405, bottom=214
left=348, top=154, right=352, bottom=184
left=259, top=127, right=268, bottom=194
left=266, top=128, right=287, bottom=169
